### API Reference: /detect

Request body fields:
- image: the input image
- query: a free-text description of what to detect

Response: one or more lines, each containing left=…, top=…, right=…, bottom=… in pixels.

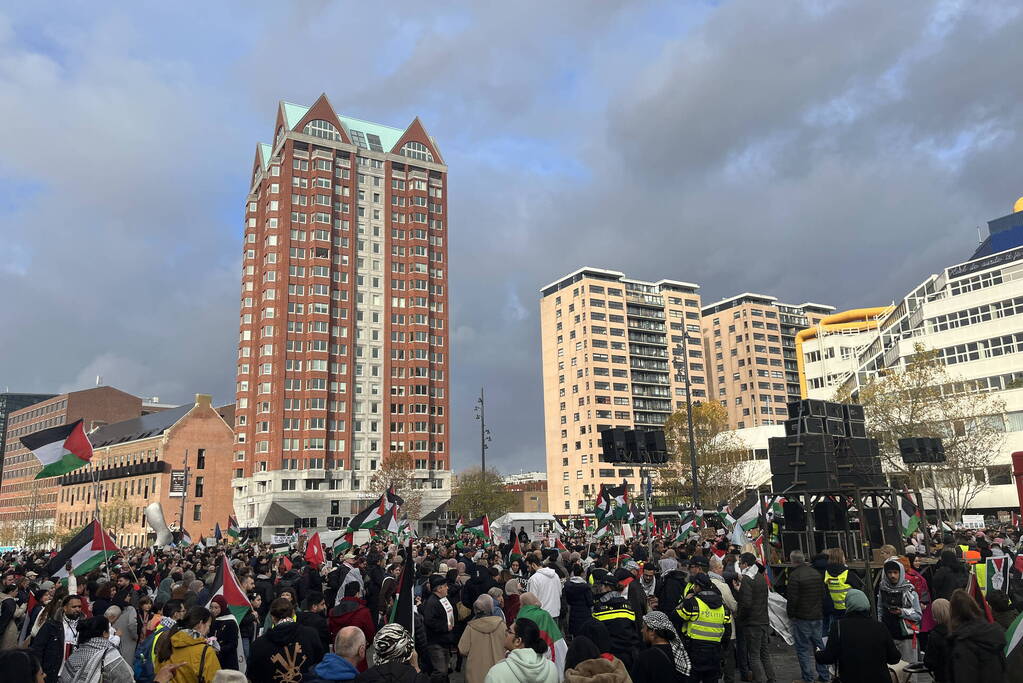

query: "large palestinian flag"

left=43, top=519, right=119, bottom=579
left=333, top=531, right=354, bottom=555
left=593, top=485, right=610, bottom=522
left=899, top=493, right=923, bottom=538
left=518, top=603, right=568, bottom=678
left=461, top=515, right=491, bottom=542
left=207, top=555, right=252, bottom=623
left=227, top=515, right=240, bottom=539
left=348, top=495, right=388, bottom=531
left=21, top=419, right=94, bottom=479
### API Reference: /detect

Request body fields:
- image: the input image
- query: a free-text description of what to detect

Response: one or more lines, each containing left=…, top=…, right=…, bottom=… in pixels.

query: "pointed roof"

left=258, top=143, right=272, bottom=170
left=277, top=99, right=411, bottom=155
left=389, top=116, right=444, bottom=164
left=261, top=502, right=300, bottom=527
left=88, top=404, right=191, bottom=448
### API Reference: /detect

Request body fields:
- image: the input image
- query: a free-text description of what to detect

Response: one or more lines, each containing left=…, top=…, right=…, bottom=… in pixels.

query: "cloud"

left=2, top=1, right=1022, bottom=478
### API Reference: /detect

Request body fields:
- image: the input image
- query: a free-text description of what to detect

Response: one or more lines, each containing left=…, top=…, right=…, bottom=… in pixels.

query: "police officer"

left=678, top=573, right=731, bottom=683
left=592, top=573, right=641, bottom=669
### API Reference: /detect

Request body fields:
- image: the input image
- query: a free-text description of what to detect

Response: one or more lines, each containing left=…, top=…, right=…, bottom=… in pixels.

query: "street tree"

left=449, top=467, right=516, bottom=521
left=369, top=451, right=424, bottom=520
left=837, top=343, right=1005, bottom=521
left=657, top=401, right=758, bottom=509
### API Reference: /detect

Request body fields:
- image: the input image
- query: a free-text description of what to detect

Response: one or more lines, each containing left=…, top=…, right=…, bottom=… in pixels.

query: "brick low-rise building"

left=1, top=387, right=145, bottom=533
left=55, top=394, right=236, bottom=547
left=505, top=480, right=549, bottom=513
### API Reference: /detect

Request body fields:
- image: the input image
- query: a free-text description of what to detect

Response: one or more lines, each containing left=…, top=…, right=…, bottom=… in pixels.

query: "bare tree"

left=657, top=401, right=760, bottom=508
left=369, top=451, right=424, bottom=520
left=837, top=343, right=1005, bottom=521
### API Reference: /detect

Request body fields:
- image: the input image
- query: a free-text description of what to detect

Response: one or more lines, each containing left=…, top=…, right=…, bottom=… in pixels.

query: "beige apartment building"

left=701, top=293, right=833, bottom=429
left=540, top=268, right=707, bottom=515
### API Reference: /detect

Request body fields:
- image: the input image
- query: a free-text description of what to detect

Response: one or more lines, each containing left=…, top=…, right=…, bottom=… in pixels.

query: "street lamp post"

left=474, top=387, right=492, bottom=471
left=673, top=338, right=700, bottom=509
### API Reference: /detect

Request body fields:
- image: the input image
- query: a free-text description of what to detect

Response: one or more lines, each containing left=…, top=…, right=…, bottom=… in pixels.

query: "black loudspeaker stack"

left=897, top=437, right=946, bottom=464
left=599, top=427, right=668, bottom=464
left=770, top=400, right=884, bottom=492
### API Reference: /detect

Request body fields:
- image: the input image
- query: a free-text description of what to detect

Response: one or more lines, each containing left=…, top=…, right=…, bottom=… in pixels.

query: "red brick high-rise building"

left=232, top=95, right=451, bottom=536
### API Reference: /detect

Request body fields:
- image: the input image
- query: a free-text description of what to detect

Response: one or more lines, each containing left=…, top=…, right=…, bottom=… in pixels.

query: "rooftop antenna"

left=95, top=375, right=102, bottom=387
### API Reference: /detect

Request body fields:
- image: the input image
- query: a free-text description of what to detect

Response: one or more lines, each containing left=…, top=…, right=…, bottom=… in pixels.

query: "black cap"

left=612, top=568, right=631, bottom=583
left=689, top=555, right=709, bottom=568
left=429, top=574, right=450, bottom=592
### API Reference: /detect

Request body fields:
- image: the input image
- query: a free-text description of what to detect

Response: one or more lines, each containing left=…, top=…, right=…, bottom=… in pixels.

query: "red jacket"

left=327, top=597, right=376, bottom=650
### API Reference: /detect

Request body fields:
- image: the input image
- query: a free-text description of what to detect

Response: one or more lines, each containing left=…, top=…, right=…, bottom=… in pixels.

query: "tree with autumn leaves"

left=657, top=401, right=759, bottom=508
left=837, top=342, right=1005, bottom=521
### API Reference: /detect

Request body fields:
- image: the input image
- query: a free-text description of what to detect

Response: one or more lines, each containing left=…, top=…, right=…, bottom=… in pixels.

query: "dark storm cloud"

left=1, top=1, right=1021, bottom=474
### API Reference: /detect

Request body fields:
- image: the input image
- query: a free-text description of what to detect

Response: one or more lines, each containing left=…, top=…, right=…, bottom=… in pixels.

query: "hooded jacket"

left=681, top=588, right=731, bottom=671
left=816, top=608, right=900, bottom=683
left=306, top=653, right=359, bottom=682
left=458, top=615, right=507, bottom=683
left=946, top=621, right=1007, bottom=683
left=931, top=550, right=970, bottom=601
left=564, top=577, right=594, bottom=636
left=527, top=567, right=563, bottom=618
left=483, top=648, right=560, bottom=683
left=877, top=560, right=922, bottom=639
left=564, top=655, right=631, bottom=683
left=822, top=562, right=864, bottom=615
left=656, top=569, right=688, bottom=631
left=247, top=620, right=325, bottom=683
left=156, top=629, right=222, bottom=683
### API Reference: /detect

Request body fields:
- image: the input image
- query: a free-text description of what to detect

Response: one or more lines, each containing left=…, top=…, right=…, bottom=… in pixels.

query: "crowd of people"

left=0, top=521, right=1018, bottom=683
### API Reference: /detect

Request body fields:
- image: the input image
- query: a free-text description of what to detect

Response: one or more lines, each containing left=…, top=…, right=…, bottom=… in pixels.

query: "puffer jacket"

left=785, top=563, right=824, bottom=620
left=736, top=570, right=769, bottom=627
left=946, top=621, right=1007, bottom=683
left=564, top=655, right=631, bottom=683
left=564, top=578, right=594, bottom=636
left=930, top=550, right=969, bottom=601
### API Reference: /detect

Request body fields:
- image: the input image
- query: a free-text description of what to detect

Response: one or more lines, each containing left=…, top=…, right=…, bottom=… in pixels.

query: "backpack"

left=132, top=627, right=164, bottom=683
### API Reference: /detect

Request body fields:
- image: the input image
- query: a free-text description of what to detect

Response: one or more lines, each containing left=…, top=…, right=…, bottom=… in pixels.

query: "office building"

left=801, top=199, right=1023, bottom=511
left=540, top=267, right=706, bottom=514
left=232, top=95, right=451, bottom=537
left=701, top=294, right=833, bottom=429
left=54, top=394, right=235, bottom=546
left=0, top=393, right=56, bottom=484
left=0, top=386, right=146, bottom=532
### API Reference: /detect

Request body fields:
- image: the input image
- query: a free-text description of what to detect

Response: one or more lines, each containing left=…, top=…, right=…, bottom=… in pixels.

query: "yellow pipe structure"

left=795, top=307, right=892, bottom=398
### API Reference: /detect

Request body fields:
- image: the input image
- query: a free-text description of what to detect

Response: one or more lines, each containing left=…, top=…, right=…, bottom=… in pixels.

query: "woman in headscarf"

left=924, top=598, right=952, bottom=683
left=458, top=595, right=507, bottom=683
left=209, top=595, right=241, bottom=670
left=631, top=611, right=690, bottom=683
left=355, top=623, right=429, bottom=683
left=503, top=579, right=522, bottom=625
left=563, top=635, right=632, bottom=683
left=815, top=588, right=900, bottom=683
left=58, top=615, right=134, bottom=683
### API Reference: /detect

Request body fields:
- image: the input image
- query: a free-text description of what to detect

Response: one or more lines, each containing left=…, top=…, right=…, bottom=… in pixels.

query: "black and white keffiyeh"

left=374, top=623, right=414, bottom=664
left=642, top=610, right=691, bottom=676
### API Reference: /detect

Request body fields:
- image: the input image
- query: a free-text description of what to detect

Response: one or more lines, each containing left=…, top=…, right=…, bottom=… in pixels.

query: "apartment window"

left=192, top=504, right=202, bottom=522
left=194, top=476, right=204, bottom=498
left=195, top=449, right=206, bottom=469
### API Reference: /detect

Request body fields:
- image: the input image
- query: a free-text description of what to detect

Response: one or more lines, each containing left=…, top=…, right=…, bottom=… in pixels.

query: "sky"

left=2, top=1, right=1023, bottom=474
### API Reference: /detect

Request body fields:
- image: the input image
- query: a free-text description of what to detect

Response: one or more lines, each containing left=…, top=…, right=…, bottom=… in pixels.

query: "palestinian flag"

left=333, top=531, right=354, bottom=555
left=642, top=513, right=656, bottom=531
left=348, top=495, right=388, bottom=531
left=390, top=536, right=415, bottom=635
left=717, top=502, right=736, bottom=527
left=271, top=542, right=291, bottom=557
left=899, top=493, right=923, bottom=538
left=765, top=496, right=786, bottom=521
left=594, top=485, right=610, bottom=523
left=1006, top=610, right=1023, bottom=658
left=509, top=536, right=523, bottom=561
left=674, top=511, right=699, bottom=542
left=609, top=482, right=629, bottom=520
left=461, top=515, right=491, bottom=542
left=551, top=518, right=567, bottom=535
left=967, top=569, right=995, bottom=623
left=378, top=505, right=402, bottom=537
left=21, top=419, right=94, bottom=479
left=628, top=503, right=642, bottom=525
left=518, top=603, right=568, bottom=678
left=206, top=555, right=252, bottom=624
left=663, top=520, right=673, bottom=538
left=180, top=530, right=192, bottom=546
left=43, top=519, right=119, bottom=579
left=555, top=537, right=568, bottom=552
left=228, top=515, right=241, bottom=539
left=592, top=516, right=613, bottom=540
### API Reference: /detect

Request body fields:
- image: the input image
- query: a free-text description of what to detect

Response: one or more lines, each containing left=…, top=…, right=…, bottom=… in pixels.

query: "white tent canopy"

left=491, top=513, right=558, bottom=541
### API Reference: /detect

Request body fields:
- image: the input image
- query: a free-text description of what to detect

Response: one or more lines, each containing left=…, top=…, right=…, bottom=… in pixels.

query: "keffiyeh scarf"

left=642, top=611, right=691, bottom=676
